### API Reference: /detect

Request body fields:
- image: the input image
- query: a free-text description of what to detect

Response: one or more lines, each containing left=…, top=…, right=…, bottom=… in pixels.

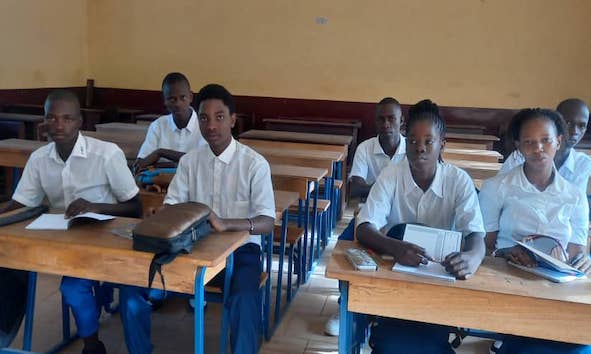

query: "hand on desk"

left=65, top=198, right=97, bottom=218
left=391, top=240, right=429, bottom=266
left=442, top=251, right=481, bottom=280
left=570, top=253, right=591, bottom=274
left=499, top=246, right=537, bottom=268
left=133, top=151, right=160, bottom=172
left=207, top=210, right=227, bottom=232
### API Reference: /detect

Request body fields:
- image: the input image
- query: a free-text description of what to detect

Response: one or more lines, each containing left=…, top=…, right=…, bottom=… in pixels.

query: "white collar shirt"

left=349, top=135, right=406, bottom=185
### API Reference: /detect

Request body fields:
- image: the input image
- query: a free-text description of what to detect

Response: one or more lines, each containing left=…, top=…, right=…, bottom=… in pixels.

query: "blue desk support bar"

left=273, top=211, right=288, bottom=334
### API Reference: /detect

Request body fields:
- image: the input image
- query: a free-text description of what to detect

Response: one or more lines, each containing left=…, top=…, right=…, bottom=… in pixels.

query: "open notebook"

left=391, top=224, right=462, bottom=282
left=26, top=213, right=115, bottom=230
left=510, top=240, right=586, bottom=282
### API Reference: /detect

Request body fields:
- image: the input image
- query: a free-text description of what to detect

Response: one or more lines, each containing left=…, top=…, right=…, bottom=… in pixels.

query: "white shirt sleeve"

left=452, top=171, right=485, bottom=237
left=163, top=154, right=191, bottom=205
left=12, top=157, right=45, bottom=207
left=478, top=177, right=503, bottom=233
left=137, top=121, right=160, bottom=159
left=248, top=159, right=276, bottom=219
left=499, top=150, right=523, bottom=174
left=349, top=143, right=370, bottom=182
left=569, top=189, right=589, bottom=246
left=356, top=167, right=394, bottom=230
left=104, top=148, right=140, bottom=202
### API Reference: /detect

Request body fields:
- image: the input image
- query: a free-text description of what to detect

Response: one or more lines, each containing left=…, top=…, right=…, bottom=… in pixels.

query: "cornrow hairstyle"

left=161, top=72, right=191, bottom=90
left=407, top=99, right=446, bottom=162
left=195, top=84, right=236, bottom=115
left=510, top=108, right=566, bottom=143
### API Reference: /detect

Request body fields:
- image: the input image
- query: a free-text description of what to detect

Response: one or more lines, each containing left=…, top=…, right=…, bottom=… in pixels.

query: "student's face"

left=562, top=106, right=589, bottom=149
left=375, top=104, right=402, bottom=137
left=163, top=81, right=193, bottom=120
left=406, top=120, right=444, bottom=169
left=44, top=100, right=82, bottom=145
left=198, top=99, right=236, bottom=151
left=516, top=118, right=562, bottom=168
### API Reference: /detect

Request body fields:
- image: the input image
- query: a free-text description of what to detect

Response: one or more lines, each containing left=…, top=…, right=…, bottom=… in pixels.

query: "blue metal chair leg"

left=274, top=212, right=288, bottom=333
left=21, top=272, right=37, bottom=351
left=193, top=266, right=207, bottom=354
left=219, top=255, right=234, bottom=354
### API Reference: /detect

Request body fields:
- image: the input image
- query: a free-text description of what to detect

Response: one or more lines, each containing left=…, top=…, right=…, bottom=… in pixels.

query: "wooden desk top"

left=0, top=139, right=46, bottom=167
left=326, top=241, right=591, bottom=304
left=446, top=132, right=500, bottom=142
left=0, top=218, right=249, bottom=294
left=263, top=118, right=362, bottom=128
left=240, top=129, right=352, bottom=146
left=251, top=145, right=344, bottom=162
left=444, top=148, right=502, bottom=159
left=0, top=112, right=44, bottom=123
left=135, top=113, right=160, bottom=122
left=326, top=241, right=591, bottom=344
left=241, top=138, right=347, bottom=161
left=95, top=122, right=149, bottom=133
left=274, top=190, right=299, bottom=218
left=445, top=159, right=501, bottom=179
left=270, top=164, right=328, bottom=182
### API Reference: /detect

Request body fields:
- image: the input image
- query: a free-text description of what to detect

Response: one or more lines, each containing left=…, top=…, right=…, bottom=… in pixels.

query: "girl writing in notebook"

left=479, top=108, right=591, bottom=354
left=356, top=99, right=486, bottom=353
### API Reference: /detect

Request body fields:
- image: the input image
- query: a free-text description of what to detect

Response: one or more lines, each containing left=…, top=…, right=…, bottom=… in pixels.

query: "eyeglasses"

left=521, top=234, right=568, bottom=262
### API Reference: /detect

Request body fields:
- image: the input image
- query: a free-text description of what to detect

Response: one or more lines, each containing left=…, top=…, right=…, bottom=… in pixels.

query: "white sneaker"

left=490, top=340, right=502, bottom=354
left=324, top=313, right=339, bottom=336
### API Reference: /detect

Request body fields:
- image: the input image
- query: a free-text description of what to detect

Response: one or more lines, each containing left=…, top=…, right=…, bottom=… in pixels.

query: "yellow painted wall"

left=87, top=0, right=591, bottom=108
left=0, top=0, right=88, bottom=89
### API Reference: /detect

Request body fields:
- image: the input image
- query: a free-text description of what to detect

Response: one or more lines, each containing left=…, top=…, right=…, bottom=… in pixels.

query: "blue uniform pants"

left=119, top=243, right=262, bottom=354
left=59, top=277, right=100, bottom=338
left=498, top=336, right=591, bottom=354
left=369, top=318, right=454, bottom=354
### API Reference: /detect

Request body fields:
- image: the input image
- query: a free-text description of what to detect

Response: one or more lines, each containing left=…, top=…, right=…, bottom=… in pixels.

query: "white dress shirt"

left=499, top=148, right=591, bottom=194
left=137, top=109, right=206, bottom=159
left=349, top=135, right=406, bottom=185
left=164, top=138, right=276, bottom=245
left=480, top=164, right=589, bottom=249
left=357, top=158, right=485, bottom=237
left=13, top=133, right=139, bottom=210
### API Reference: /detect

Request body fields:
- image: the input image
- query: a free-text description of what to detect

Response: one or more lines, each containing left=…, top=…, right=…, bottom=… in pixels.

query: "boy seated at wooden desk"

left=500, top=99, right=591, bottom=194
left=118, top=84, right=275, bottom=354
left=134, top=72, right=206, bottom=170
left=0, top=90, right=142, bottom=354
left=480, top=108, right=591, bottom=354
left=356, top=100, right=486, bottom=354
left=324, top=97, right=406, bottom=336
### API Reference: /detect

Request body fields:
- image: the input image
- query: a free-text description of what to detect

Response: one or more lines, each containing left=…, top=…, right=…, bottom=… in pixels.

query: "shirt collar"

left=373, top=134, right=406, bottom=158
left=209, top=137, right=237, bottom=164
left=48, top=133, right=87, bottom=163
left=517, top=164, right=562, bottom=193
left=402, top=158, right=444, bottom=198
left=168, top=109, right=197, bottom=133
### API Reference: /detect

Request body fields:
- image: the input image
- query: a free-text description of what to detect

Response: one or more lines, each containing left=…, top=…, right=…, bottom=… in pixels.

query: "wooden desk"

left=274, top=190, right=299, bottom=220
left=0, top=218, right=249, bottom=354
left=446, top=159, right=501, bottom=180
left=135, top=113, right=160, bottom=124
left=326, top=240, right=591, bottom=352
left=446, top=124, right=487, bottom=135
left=240, top=129, right=352, bottom=146
left=83, top=130, right=144, bottom=160
left=0, top=139, right=46, bottom=168
left=445, top=133, right=500, bottom=150
left=95, top=122, right=149, bottom=135
left=0, top=113, right=44, bottom=140
left=252, top=145, right=342, bottom=177
left=443, top=148, right=503, bottom=163
left=446, top=142, right=489, bottom=150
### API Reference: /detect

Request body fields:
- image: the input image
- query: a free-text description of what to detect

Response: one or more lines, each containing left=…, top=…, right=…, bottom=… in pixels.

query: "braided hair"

left=407, top=99, right=446, bottom=161
left=509, top=108, right=566, bottom=143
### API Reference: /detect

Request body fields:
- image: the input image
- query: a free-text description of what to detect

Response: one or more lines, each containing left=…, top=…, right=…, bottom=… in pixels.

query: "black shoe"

left=82, top=341, right=106, bottom=354
left=148, top=298, right=165, bottom=312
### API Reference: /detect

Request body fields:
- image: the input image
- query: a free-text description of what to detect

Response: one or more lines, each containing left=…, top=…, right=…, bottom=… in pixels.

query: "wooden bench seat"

left=273, top=225, right=304, bottom=245
left=288, top=199, right=331, bottom=214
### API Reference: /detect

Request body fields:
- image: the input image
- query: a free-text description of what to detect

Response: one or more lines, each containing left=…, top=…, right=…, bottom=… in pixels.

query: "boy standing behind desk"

left=0, top=90, right=142, bottom=354
left=134, top=72, right=206, bottom=170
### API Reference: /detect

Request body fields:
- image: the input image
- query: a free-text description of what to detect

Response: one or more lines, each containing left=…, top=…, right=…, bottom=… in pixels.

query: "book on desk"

left=26, top=212, right=115, bottom=230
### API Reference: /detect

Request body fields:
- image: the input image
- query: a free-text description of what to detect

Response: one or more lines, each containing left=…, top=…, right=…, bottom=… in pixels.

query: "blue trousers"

left=498, top=336, right=591, bottom=354
left=338, top=219, right=355, bottom=241
left=119, top=243, right=262, bottom=354
left=59, top=277, right=100, bottom=338
left=369, top=318, right=454, bottom=354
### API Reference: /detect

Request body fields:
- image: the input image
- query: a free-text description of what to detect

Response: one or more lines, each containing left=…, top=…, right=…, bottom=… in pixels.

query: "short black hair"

left=509, top=108, right=567, bottom=142
left=406, top=99, right=446, bottom=138
left=194, top=84, right=236, bottom=115
left=44, top=89, right=81, bottom=115
left=161, top=72, right=191, bottom=90
left=377, top=97, right=401, bottom=107
left=556, top=98, right=589, bottom=117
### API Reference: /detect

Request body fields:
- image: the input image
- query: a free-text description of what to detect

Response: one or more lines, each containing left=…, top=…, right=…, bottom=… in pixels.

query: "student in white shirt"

left=134, top=72, right=206, bottom=170
left=119, top=84, right=275, bottom=354
left=356, top=100, right=485, bottom=354
left=480, top=108, right=590, bottom=354
left=500, top=99, right=591, bottom=193
left=324, top=97, right=406, bottom=336
left=0, top=90, right=142, bottom=354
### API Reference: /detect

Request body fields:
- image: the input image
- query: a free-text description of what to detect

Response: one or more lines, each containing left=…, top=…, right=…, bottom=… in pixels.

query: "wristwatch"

left=247, top=218, right=254, bottom=233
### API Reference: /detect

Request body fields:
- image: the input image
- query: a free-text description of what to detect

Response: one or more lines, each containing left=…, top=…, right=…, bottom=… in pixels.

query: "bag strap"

left=147, top=252, right=180, bottom=293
